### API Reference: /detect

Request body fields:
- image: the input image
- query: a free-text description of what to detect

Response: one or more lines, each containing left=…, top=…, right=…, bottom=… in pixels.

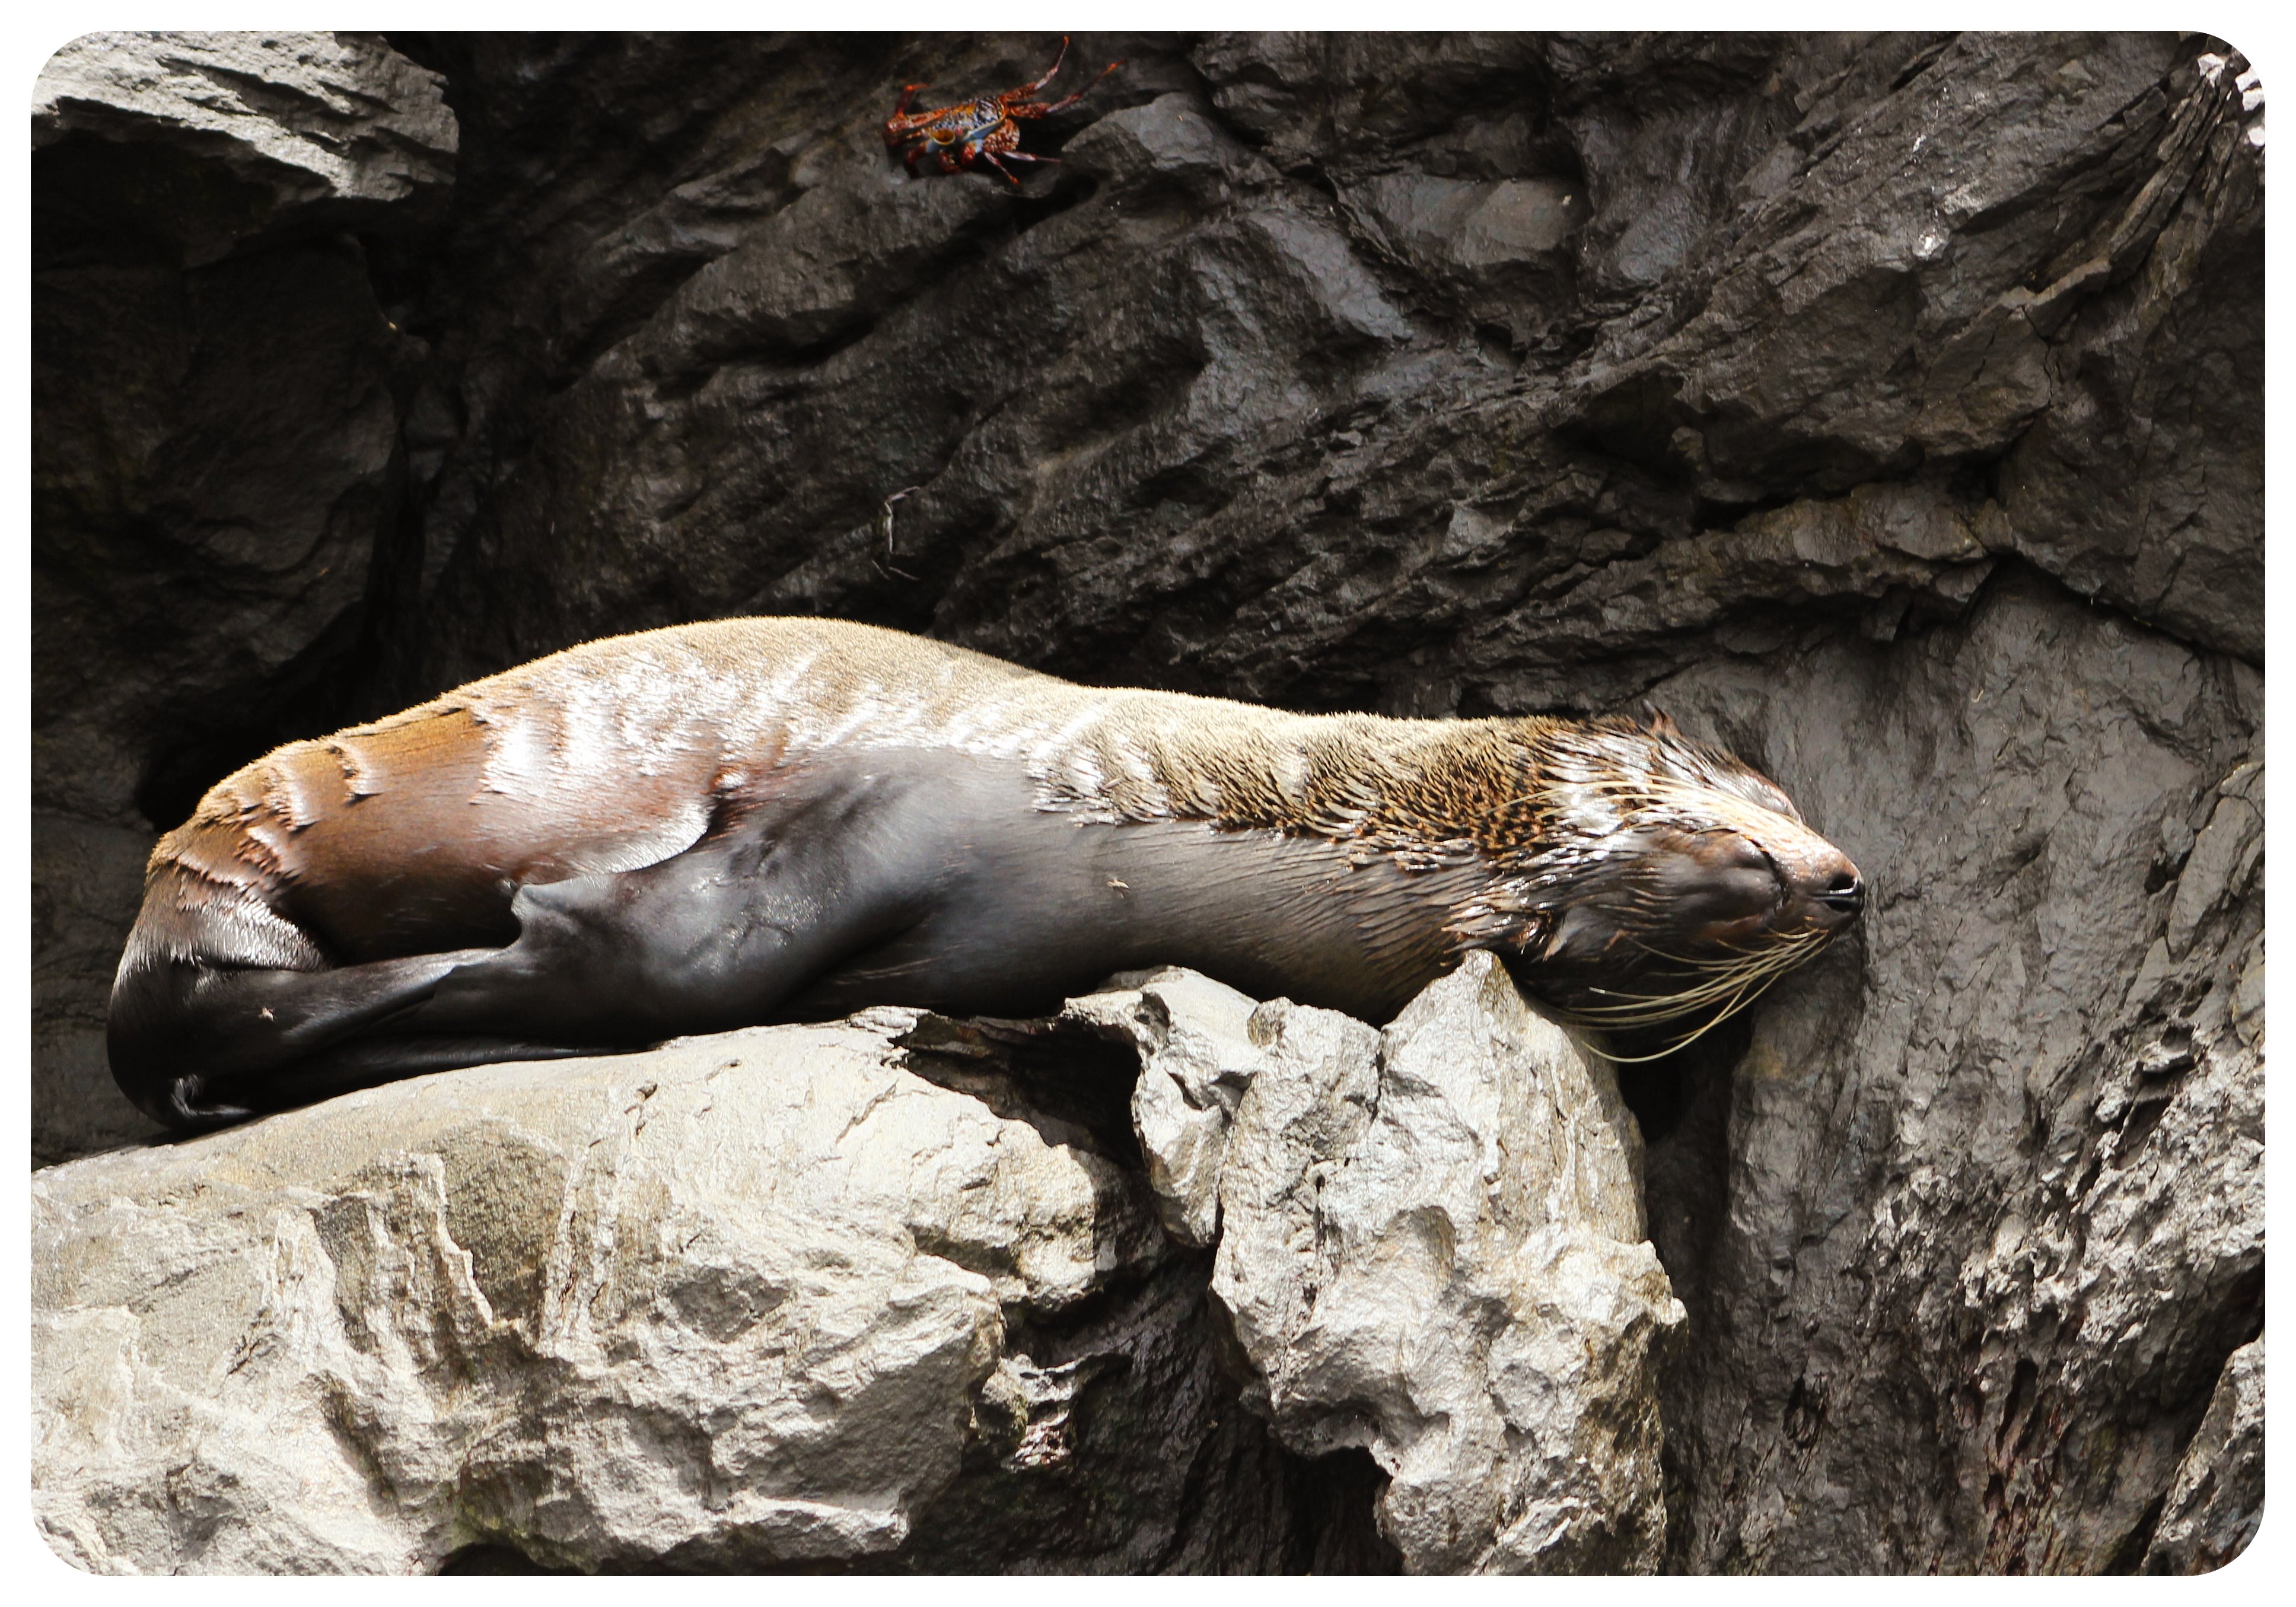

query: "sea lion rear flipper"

left=190, top=1035, right=614, bottom=1126
left=108, top=947, right=498, bottom=1130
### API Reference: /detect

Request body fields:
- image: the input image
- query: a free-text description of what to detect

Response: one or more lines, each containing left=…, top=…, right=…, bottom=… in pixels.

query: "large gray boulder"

left=2142, top=1334, right=2265, bottom=1574
left=36, top=1016, right=1126, bottom=1572
left=1080, top=956, right=1682, bottom=1572
left=34, top=966, right=1674, bottom=1574
left=34, top=31, right=457, bottom=260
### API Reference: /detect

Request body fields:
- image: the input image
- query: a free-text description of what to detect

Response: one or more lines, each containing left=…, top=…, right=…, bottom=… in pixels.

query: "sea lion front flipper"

left=413, top=789, right=934, bottom=1045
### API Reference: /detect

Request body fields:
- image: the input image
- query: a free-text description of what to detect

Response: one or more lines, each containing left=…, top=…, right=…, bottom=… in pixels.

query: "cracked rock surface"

left=36, top=1020, right=1094, bottom=1571
left=36, top=969, right=1665, bottom=1574
left=33, top=31, right=2263, bottom=1574
left=1079, top=957, right=1682, bottom=1572
left=34, top=31, right=457, bottom=260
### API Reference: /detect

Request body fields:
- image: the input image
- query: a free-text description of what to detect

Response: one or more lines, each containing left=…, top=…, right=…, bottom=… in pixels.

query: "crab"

left=883, top=36, right=1123, bottom=187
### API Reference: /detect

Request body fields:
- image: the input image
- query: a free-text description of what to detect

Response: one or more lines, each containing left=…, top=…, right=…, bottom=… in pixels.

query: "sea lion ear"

left=1644, top=705, right=1681, bottom=739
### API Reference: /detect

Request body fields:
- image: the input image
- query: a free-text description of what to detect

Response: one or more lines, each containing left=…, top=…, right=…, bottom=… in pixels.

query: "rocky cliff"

left=31, top=31, right=2263, bottom=1573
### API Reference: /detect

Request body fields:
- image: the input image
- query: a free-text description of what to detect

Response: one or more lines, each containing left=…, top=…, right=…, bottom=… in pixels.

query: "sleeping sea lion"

left=109, top=616, right=1864, bottom=1129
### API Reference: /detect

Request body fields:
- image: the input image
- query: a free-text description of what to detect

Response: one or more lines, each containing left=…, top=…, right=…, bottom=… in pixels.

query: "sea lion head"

left=1467, top=710, right=1864, bottom=1049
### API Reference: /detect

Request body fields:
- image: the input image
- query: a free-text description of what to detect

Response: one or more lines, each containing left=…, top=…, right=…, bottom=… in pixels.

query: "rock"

left=1995, top=51, right=2265, bottom=661
left=607, top=164, right=1014, bottom=380
left=34, top=968, right=1670, bottom=1575
left=1206, top=954, right=1681, bottom=1573
left=1340, top=173, right=1586, bottom=343
left=2165, top=784, right=2261, bottom=959
left=1062, top=92, right=1263, bottom=203
left=1555, top=36, right=2255, bottom=522
left=34, top=1016, right=1148, bottom=1572
left=2142, top=1334, right=2263, bottom=1574
left=1063, top=967, right=1275, bottom=1248
left=30, top=811, right=160, bottom=1165
left=1059, top=960, right=1683, bottom=1572
left=1639, top=575, right=2262, bottom=1574
left=1354, top=176, right=1581, bottom=269
left=1071, top=952, right=1686, bottom=1574
left=34, top=31, right=456, bottom=263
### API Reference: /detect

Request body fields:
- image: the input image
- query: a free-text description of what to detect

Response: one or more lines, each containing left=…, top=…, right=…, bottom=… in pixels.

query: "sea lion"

left=109, top=616, right=1865, bottom=1131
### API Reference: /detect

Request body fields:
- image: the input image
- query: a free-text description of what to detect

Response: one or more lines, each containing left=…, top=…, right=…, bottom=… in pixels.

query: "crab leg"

left=1018, top=58, right=1125, bottom=119
left=1014, top=36, right=1071, bottom=97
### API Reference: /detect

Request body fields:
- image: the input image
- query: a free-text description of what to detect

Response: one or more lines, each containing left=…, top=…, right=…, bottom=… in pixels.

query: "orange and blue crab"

left=883, top=36, right=1123, bottom=187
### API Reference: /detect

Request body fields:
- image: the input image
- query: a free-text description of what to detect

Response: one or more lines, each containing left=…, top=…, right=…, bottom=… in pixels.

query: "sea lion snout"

left=1770, top=835, right=1865, bottom=933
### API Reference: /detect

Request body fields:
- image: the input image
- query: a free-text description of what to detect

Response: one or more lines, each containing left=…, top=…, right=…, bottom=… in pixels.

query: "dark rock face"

left=30, top=30, right=2262, bottom=1574
left=1637, top=572, right=2260, bottom=1572
left=32, top=31, right=457, bottom=1164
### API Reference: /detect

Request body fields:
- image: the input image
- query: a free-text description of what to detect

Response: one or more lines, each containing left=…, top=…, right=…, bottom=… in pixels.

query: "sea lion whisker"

left=1570, top=934, right=1820, bottom=1027
left=1580, top=969, right=1788, bottom=1063
left=1573, top=975, right=1744, bottom=1013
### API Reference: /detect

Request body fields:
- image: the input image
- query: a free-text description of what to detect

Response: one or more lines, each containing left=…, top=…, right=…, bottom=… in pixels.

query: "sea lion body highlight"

left=110, top=617, right=1864, bottom=1129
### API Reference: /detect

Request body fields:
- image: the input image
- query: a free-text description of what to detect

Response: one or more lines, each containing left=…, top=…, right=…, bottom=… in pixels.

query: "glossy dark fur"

left=110, top=618, right=1863, bottom=1130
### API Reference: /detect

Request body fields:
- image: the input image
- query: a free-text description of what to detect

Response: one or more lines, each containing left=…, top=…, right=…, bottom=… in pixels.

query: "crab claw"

left=884, top=81, right=932, bottom=128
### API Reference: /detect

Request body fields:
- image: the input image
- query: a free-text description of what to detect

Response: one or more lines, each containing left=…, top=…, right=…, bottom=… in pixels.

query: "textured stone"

left=1639, top=575, right=2262, bottom=1574
left=1208, top=954, right=1681, bottom=1573
left=2142, top=1334, right=2264, bottom=1574
left=34, top=1017, right=1145, bottom=1572
left=34, top=31, right=456, bottom=262
left=1064, top=967, right=1273, bottom=1249
left=1994, top=51, right=2265, bottom=661
left=34, top=968, right=1671, bottom=1576
left=1340, top=172, right=1585, bottom=343
left=29, top=811, right=158, bottom=1164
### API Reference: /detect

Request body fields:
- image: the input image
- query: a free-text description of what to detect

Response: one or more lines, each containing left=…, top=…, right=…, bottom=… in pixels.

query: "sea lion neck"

left=1026, top=697, right=1552, bottom=874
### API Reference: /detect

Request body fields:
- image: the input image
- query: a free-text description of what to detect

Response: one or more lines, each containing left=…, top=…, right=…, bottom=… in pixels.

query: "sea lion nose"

left=1802, top=852, right=1865, bottom=926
